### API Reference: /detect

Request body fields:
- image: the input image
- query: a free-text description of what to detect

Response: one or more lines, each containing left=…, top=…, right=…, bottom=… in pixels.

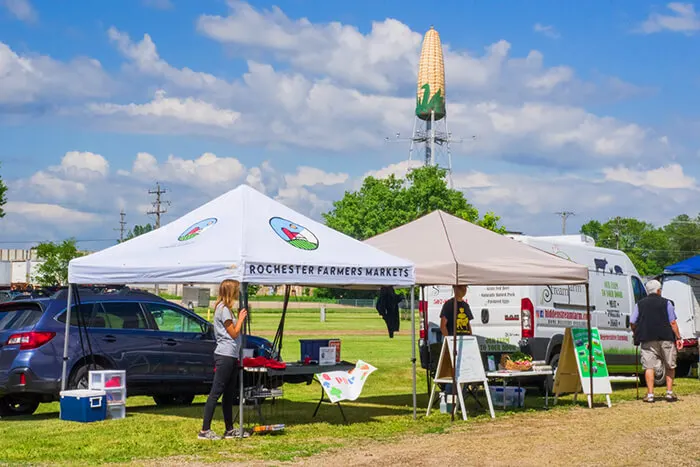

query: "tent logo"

left=178, top=218, right=217, bottom=242
left=269, top=217, right=319, bottom=251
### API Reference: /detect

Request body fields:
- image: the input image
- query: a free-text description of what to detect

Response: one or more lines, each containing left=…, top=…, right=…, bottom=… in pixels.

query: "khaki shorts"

left=641, top=340, right=677, bottom=371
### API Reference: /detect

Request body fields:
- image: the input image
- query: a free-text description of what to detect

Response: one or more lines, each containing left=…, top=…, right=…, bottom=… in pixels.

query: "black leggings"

left=202, top=355, right=240, bottom=432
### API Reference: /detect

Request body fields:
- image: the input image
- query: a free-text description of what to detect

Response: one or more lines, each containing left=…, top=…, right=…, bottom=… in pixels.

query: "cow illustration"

left=614, top=265, right=623, bottom=275
left=594, top=258, right=608, bottom=273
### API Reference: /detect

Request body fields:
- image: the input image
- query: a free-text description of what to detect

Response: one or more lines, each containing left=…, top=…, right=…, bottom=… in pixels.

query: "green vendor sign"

left=571, top=328, right=610, bottom=378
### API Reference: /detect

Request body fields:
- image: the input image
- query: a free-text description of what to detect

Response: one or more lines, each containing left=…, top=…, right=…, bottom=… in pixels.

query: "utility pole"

left=614, top=216, right=622, bottom=250
left=147, top=183, right=170, bottom=295
left=147, top=182, right=170, bottom=229
left=115, top=210, right=126, bottom=243
left=555, top=211, right=575, bottom=235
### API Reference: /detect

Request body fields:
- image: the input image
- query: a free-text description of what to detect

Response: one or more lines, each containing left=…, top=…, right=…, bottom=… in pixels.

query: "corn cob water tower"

left=410, top=27, right=457, bottom=174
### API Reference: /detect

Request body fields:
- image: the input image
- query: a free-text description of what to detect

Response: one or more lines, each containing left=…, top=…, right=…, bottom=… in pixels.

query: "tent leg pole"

left=586, top=283, right=593, bottom=408
left=451, top=293, right=457, bottom=422
left=60, top=283, right=73, bottom=391
left=239, top=282, right=249, bottom=438
left=410, top=286, right=416, bottom=420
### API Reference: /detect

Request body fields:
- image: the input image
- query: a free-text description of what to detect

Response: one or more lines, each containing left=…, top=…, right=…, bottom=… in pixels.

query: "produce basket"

left=500, top=354, right=533, bottom=371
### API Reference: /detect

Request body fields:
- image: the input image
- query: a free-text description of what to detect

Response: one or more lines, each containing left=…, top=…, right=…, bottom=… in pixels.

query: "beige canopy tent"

left=365, top=210, right=590, bottom=419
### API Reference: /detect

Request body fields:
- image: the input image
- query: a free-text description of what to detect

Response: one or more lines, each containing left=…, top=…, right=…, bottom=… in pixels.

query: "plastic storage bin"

left=89, top=370, right=126, bottom=390
left=108, top=404, right=126, bottom=420
left=60, top=390, right=107, bottom=423
left=105, top=388, right=126, bottom=405
left=299, top=338, right=341, bottom=363
left=488, top=386, right=526, bottom=408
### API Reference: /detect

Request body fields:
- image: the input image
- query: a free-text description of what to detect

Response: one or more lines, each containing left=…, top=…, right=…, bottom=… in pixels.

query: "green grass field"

left=1, top=310, right=699, bottom=465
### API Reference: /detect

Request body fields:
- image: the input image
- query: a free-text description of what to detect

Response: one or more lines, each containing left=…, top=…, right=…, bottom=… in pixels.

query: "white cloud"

left=453, top=169, right=698, bottom=234
left=2, top=0, right=36, bottom=23
left=452, top=171, right=495, bottom=189
left=5, top=201, right=99, bottom=224
left=363, top=160, right=422, bottom=180
left=452, top=100, right=656, bottom=160
left=87, top=89, right=240, bottom=128
left=0, top=41, right=111, bottom=105
left=533, top=23, right=560, bottom=39
left=128, top=151, right=246, bottom=187
left=603, top=163, right=697, bottom=189
left=52, top=151, right=110, bottom=180
left=197, top=1, right=421, bottom=93
left=107, top=27, right=237, bottom=98
left=197, top=2, right=628, bottom=103
left=275, top=186, right=332, bottom=220
left=245, top=161, right=281, bottom=195
left=284, top=166, right=348, bottom=188
left=26, top=172, right=86, bottom=199
left=638, top=2, right=700, bottom=34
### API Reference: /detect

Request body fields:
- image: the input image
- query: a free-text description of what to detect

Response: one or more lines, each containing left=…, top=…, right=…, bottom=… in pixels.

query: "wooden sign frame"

left=426, top=336, right=495, bottom=420
left=553, top=328, right=612, bottom=408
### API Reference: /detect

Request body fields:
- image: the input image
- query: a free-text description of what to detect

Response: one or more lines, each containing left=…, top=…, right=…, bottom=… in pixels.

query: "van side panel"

left=523, top=238, right=638, bottom=373
left=425, top=285, right=522, bottom=353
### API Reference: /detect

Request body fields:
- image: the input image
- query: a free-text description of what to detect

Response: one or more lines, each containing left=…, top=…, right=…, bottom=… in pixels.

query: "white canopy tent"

left=365, top=210, right=590, bottom=419
left=64, top=184, right=415, bottom=435
left=69, top=184, right=414, bottom=287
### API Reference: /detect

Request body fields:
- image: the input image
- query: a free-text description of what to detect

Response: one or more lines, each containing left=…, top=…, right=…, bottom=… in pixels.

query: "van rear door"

left=467, top=285, right=523, bottom=354
left=662, top=275, right=696, bottom=339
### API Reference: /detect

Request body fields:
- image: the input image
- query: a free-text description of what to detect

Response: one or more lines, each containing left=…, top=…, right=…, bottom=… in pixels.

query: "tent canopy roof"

left=364, top=210, right=588, bottom=286
left=69, top=185, right=414, bottom=287
left=665, top=255, right=700, bottom=275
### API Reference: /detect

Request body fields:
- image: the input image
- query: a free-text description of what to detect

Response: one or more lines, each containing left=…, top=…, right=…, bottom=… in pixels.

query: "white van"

left=419, top=234, right=697, bottom=386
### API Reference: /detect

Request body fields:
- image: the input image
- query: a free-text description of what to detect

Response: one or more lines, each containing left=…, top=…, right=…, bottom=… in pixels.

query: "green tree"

left=320, top=166, right=506, bottom=299
left=0, top=163, right=7, bottom=219
left=122, top=223, right=154, bottom=242
left=664, top=214, right=700, bottom=263
left=34, top=239, right=83, bottom=286
left=323, top=165, right=505, bottom=240
left=580, top=217, right=670, bottom=276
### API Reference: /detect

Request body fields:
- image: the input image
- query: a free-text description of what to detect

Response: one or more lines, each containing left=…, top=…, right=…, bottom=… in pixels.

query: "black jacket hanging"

left=376, top=286, right=401, bottom=338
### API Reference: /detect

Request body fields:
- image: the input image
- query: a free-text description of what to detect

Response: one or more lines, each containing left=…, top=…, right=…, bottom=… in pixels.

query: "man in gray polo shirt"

left=630, top=279, right=683, bottom=403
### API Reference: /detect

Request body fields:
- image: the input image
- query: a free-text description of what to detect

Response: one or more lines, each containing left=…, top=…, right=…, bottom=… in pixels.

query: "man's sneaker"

left=642, top=394, right=655, bottom=403
left=224, top=427, right=250, bottom=439
left=198, top=430, right=221, bottom=440
left=665, top=392, right=678, bottom=402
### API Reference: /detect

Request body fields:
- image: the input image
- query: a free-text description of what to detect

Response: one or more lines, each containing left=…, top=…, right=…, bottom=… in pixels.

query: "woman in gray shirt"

left=199, top=279, right=248, bottom=440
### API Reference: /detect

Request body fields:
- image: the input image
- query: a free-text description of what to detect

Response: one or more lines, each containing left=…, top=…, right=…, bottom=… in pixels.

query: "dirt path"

left=297, top=395, right=700, bottom=467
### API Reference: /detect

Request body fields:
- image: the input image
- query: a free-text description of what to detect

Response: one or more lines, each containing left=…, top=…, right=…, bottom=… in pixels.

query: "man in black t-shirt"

left=440, top=285, right=474, bottom=336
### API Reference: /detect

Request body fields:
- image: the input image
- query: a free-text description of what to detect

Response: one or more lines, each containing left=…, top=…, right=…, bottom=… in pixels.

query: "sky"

left=0, top=0, right=699, bottom=251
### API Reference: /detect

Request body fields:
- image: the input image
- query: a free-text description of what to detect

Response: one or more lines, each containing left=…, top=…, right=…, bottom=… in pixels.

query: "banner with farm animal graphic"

left=317, top=360, right=377, bottom=403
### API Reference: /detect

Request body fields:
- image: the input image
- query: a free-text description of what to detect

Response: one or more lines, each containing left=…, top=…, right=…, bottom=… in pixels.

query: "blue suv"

left=0, top=288, right=276, bottom=416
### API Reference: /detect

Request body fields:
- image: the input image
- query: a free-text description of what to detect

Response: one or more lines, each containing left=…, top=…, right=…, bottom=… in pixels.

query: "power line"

left=147, top=182, right=170, bottom=229
left=555, top=211, right=575, bottom=235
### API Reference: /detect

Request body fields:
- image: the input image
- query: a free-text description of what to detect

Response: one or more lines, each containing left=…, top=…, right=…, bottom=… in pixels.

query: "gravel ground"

left=297, top=394, right=700, bottom=467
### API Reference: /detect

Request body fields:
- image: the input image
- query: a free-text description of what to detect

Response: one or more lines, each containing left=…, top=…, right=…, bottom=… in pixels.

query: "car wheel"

left=676, top=361, right=691, bottom=378
left=173, top=394, right=195, bottom=405
left=544, top=352, right=560, bottom=394
left=0, top=395, right=40, bottom=417
left=153, top=394, right=176, bottom=406
left=639, top=364, right=666, bottom=387
left=69, top=362, right=105, bottom=390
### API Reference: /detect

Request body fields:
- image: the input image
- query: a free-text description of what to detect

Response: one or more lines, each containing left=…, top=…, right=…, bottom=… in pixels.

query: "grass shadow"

left=130, top=398, right=411, bottom=426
